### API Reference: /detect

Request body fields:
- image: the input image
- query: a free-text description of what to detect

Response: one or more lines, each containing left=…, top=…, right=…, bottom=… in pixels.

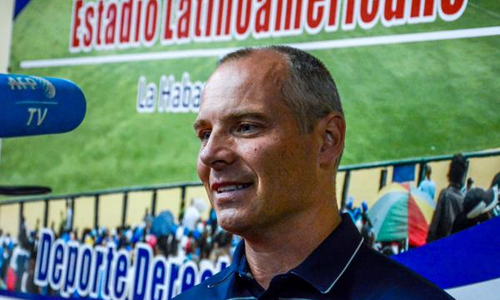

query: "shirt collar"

left=234, top=241, right=250, bottom=276
left=205, top=242, right=255, bottom=300
left=224, top=214, right=364, bottom=295
left=290, top=215, right=364, bottom=293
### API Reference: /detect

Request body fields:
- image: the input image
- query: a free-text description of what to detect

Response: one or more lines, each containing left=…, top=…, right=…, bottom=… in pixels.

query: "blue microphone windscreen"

left=0, top=74, right=86, bottom=138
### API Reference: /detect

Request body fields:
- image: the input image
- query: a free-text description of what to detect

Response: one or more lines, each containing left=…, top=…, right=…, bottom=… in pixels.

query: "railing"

left=1, top=149, right=499, bottom=233
left=338, top=148, right=500, bottom=208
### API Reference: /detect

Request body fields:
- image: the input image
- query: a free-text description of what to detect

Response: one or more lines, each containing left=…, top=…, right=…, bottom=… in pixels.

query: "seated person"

left=451, top=186, right=498, bottom=234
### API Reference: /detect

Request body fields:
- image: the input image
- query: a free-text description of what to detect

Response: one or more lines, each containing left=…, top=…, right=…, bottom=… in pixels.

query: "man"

left=176, top=46, right=453, bottom=299
left=427, top=154, right=467, bottom=243
left=451, top=186, right=498, bottom=234
left=182, top=198, right=206, bottom=231
left=491, top=172, right=500, bottom=216
left=418, top=164, right=436, bottom=200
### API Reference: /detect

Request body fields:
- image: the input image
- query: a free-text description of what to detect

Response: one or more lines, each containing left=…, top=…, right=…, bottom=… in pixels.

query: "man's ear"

left=318, top=112, right=345, bottom=167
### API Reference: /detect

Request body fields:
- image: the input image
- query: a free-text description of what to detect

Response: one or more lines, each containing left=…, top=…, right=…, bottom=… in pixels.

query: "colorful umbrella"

left=368, top=182, right=436, bottom=247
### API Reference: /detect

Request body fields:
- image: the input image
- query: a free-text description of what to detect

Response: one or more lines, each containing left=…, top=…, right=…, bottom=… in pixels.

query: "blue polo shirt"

left=173, top=216, right=454, bottom=300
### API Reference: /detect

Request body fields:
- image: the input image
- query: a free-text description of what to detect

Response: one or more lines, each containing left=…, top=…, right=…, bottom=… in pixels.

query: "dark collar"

left=222, top=214, right=364, bottom=294
left=289, top=215, right=364, bottom=293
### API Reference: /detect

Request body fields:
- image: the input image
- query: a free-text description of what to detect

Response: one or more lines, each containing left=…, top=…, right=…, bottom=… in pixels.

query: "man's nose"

left=199, top=130, right=236, bottom=169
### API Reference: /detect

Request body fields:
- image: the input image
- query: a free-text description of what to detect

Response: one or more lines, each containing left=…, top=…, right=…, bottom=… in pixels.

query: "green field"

left=1, top=0, right=500, bottom=196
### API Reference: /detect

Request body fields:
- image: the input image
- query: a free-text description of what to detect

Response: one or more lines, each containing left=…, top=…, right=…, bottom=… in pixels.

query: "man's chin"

left=217, top=213, right=252, bottom=235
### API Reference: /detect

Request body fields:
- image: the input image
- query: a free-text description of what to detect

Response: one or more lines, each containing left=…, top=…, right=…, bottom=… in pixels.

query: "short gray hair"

left=219, top=45, right=343, bottom=134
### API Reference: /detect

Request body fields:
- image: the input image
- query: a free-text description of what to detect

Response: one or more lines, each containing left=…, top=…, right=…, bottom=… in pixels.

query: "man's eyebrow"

left=193, top=119, right=206, bottom=131
left=193, top=110, right=269, bottom=131
left=226, top=110, right=268, bottom=122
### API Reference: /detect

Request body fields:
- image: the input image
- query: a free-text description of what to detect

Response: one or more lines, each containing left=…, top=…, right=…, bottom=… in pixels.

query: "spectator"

left=451, top=187, right=499, bottom=234
left=65, top=199, right=73, bottom=232
left=360, top=213, right=375, bottom=248
left=182, top=198, right=207, bottom=232
left=155, top=234, right=170, bottom=257
left=23, top=254, right=39, bottom=293
left=210, top=230, right=232, bottom=264
left=491, top=172, right=500, bottom=188
left=9, top=227, right=30, bottom=291
left=491, top=172, right=500, bottom=217
left=418, top=164, right=436, bottom=200
left=427, top=154, right=468, bottom=242
left=466, top=177, right=474, bottom=192
left=207, top=207, right=218, bottom=235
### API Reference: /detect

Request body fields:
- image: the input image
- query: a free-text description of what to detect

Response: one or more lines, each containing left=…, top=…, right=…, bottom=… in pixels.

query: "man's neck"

left=243, top=205, right=341, bottom=290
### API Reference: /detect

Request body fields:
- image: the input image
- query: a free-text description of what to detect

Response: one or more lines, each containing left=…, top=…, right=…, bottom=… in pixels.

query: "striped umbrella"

left=368, top=182, right=436, bottom=247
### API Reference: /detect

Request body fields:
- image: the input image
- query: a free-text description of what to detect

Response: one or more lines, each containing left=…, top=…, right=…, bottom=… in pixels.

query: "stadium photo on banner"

left=0, top=1, right=499, bottom=300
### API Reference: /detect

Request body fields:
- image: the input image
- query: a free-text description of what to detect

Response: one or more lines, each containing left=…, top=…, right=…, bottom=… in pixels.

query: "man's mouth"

left=213, top=183, right=253, bottom=194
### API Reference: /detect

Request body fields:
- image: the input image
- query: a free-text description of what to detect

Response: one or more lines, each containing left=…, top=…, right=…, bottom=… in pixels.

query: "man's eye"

left=199, top=131, right=211, bottom=141
left=236, top=123, right=257, bottom=134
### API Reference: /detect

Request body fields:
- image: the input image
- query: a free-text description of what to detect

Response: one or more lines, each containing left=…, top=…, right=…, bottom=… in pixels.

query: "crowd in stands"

left=0, top=155, right=498, bottom=295
left=0, top=198, right=238, bottom=295
left=426, top=155, right=499, bottom=242
left=342, top=155, right=499, bottom=255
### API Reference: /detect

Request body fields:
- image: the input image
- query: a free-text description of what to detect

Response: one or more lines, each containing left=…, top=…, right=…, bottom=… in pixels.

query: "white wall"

left=0, top=0, right=15, bottom=73
left=0, top=0, right=15, bottom=160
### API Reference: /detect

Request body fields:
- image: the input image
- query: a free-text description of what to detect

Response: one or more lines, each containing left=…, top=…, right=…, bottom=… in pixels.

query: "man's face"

left=194, top=52, right=322, bottom=235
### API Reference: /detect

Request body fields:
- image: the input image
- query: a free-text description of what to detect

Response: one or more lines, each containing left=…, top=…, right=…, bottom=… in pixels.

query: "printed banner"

left=2, top=1, right=500, bottom=300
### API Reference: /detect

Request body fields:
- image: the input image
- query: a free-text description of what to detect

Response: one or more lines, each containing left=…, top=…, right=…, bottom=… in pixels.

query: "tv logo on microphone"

left=7, top=76, right=56, bottom=99
left=0, top=74, right=86, bottom=138
left=7, top=76, right=58, bottom=127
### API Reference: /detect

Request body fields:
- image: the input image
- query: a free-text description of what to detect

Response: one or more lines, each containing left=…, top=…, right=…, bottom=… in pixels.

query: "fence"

left=1, top=149, right=499, bottom=238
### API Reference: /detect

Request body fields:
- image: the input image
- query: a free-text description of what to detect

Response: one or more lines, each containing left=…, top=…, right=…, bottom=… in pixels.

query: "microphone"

left=0, top=74, right=86, bottom=138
